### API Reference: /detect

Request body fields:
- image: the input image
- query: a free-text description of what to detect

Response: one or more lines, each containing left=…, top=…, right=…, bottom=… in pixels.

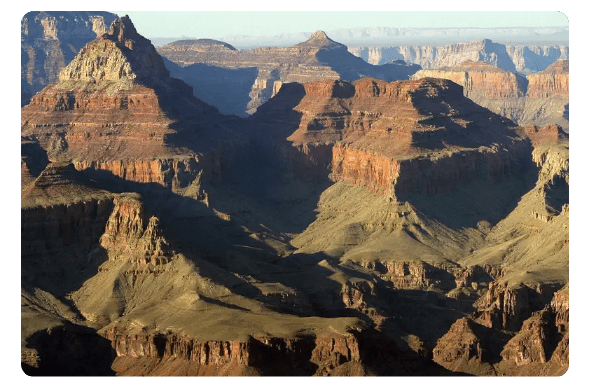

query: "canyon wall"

left=158, top=31, right=420, bottom=115
left=349, top=39, right=568, bottom=74
left=103, top=327, right=364, bottom=376
left=411, top=59, right=569, bottom=130
left=21, top=11, right=117, bottom=105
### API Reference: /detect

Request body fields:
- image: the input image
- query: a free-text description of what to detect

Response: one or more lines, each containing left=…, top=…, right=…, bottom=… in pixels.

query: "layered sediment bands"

left=527, top=60, right=569, bottom=98
left=73, top=156, right=213, bottom=192
left=21, top=12, right=118, bottom=105
left=22, top=16, right=231, bottom=167
left=331, top=144, right=524, bottom=198
left=433, top=282, right=568, bottom=375
left=349, top=40, right=567, bottom=74
left=412, top=61, right=526, bottom=98
left=411, top=59, right=568, bottom=129
left=158, top=31, right=420, bottom=115
left=103, top=326, right=363, bottom=375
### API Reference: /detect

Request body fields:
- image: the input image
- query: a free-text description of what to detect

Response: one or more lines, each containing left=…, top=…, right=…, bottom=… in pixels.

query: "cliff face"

left=21, top=11, right=117, bottom=106
left=526, top=59, right=569, bottom=98
left=21, top=192, right=115, bottom=295
left=332, top=144, right=525, bottom=198
left=264, top=76, right=526, bottom=198
left=22, top=16, right=240, bottom=195
left=412, top=61, right=526, bottom=98
left=348, top=39, right=568, bottom=74
left=103, top=327, right=363, bottom=376
left=158, top=31, right=420, bottom=115
left=433, top=283, right=568, bottom=375
left=412, top=59, right=569, bottom=130
left=99, top=194, right=171, bottom=263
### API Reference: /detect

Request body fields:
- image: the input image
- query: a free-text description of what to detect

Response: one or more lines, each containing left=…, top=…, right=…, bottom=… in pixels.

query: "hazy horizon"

left=112, top=11, right=569, bottom=41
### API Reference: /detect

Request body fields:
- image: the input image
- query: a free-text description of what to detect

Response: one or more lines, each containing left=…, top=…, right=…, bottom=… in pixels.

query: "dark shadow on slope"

left=401, top=170, right=537, bottom=230
left=523, top=47, right=564, bottom=72
left=78, top=168, right=285, bottom=301
left=316, top=47, right=421, bottom=81
left=163, top=57, right=258, bottom=117
left=23, top=324, right=116, bottom=376
left=544, top=174, right=569, bottom=215
left=249, top=336, right=319, bottom=376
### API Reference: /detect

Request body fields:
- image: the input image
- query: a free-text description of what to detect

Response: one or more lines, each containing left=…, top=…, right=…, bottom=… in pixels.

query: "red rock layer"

left=524, top=124, right=568, bottom=147
left=332, top=144, right=523, bottom=197
left=102, top=326, right=362, bottom=376
left=412, top=61, right=526, bottom=98
left=526, top=59, right=569, bottom=98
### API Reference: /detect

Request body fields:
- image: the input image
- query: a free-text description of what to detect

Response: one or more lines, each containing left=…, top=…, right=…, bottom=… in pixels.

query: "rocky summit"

left=21, top=15, right=568, bottom=377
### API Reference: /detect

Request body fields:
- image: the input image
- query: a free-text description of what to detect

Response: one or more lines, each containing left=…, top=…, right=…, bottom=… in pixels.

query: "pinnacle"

left=108, top=15, right=140, bottom=44
left=298, top=30, right=344, bottom=48
left=310, top=30, right=329, bottom=40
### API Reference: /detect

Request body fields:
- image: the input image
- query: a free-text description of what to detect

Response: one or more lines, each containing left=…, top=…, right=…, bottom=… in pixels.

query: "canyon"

left=157, top=31, right=421, bottom=116
left=21, top=15, right=569, bottom=377
left=348, top=39, right=568, bottom=74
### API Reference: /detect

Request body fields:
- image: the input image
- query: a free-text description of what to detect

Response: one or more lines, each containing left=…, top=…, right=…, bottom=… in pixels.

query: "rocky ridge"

left=158, top=31, right=420, bottom=115
left=349, top=39, right=568, bottom=74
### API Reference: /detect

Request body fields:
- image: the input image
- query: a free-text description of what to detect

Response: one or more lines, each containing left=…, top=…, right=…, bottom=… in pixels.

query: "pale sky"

left=112, top=11, right=569, bottom=39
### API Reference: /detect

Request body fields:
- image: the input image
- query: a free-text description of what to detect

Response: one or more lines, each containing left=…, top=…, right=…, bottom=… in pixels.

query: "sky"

left=112, top=10, right=569, bottom=39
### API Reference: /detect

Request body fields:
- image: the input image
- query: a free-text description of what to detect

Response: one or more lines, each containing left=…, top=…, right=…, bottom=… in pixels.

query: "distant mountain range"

left=148, top=26, right=568, bottom=48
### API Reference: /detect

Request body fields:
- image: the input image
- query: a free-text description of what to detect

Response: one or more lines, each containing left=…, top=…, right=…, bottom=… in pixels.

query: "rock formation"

left=412, top=59, right=569, bottom=130
left=21, top=11, right=118, bottom=106
left=21, top=15, right=241, bottom=193
left=158, top=31, right=421, bottom=115
left=348, top=39, right=568, bottom=74
left=21, top=14, right=568, bottom=377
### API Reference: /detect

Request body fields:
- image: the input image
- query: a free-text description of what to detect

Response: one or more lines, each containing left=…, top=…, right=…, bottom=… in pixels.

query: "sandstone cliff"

left=412, top=59, right=569, bottom=130
left=21, top=16, right=241, bottom=195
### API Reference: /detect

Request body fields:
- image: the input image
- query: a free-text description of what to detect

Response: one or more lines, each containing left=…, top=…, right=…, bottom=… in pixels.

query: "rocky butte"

left=157, top=31, right=421, bottom=115
left=412, top=59, right=569, bottom=130
left=21, top=15, right=242, bottom=192
left=22, top=15, right=568, bottom=377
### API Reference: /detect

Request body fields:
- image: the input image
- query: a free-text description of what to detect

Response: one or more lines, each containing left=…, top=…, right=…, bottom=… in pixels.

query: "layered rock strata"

left=260, top=76, right=527, bottom=198
left=411, top=59, right=569, bottom=129
left=158, top=31, right=420, bottom=115
left=21, top=16, right=239, bottom=193
left=433, top=283, right=568, bottom=376
left=103, top=326, right=363, bottom=376
left=21, top=11, right=117, bottom=105
left=348, top=39, right=568, bottom=74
